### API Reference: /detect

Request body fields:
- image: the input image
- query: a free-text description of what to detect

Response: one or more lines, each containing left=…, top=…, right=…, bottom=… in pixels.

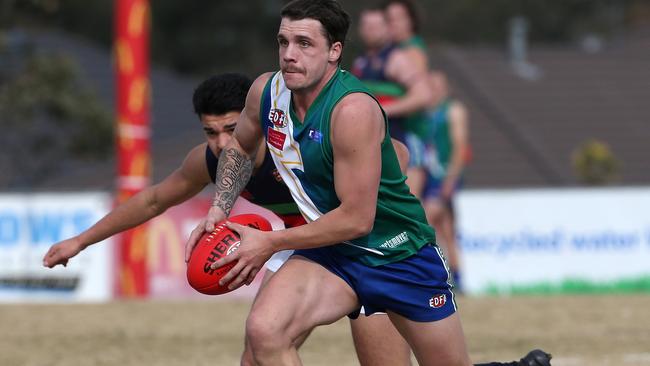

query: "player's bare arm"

left=185, top=73, right=272, bottom=261
left=211, top=145, right=254, bottom=217
left=209, top=73, right=269, bottom=217
left=213, top=92, right=385, bottom=290
left=382, top=49, right=432, bottom=117
left=43, top=144, right=211, bottom=268
left=403, top=46, right=428, bottom=73
left=442, top=101, right=469, bottom=199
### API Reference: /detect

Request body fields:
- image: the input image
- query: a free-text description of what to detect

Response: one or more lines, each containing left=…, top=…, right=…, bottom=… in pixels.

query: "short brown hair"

left=281, top=0, right=351, bottom=46
left=383, top=0, right=420, bottom=33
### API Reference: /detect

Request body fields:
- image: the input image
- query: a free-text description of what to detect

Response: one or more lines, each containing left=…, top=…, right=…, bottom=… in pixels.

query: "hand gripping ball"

left=187, top=213, right=272, bottom=295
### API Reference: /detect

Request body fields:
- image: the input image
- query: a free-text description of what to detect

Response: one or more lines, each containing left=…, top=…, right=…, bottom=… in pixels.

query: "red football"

left=187, top=213, right=272, bottom=295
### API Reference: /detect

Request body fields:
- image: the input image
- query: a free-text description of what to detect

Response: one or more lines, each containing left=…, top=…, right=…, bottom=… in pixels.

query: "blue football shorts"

left=292, top=243, right=457, bottom=322
left=422, top=176, right=464, bottom=199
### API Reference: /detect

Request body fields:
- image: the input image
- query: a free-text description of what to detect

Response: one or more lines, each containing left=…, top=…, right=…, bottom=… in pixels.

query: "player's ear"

left=328, top=41, right=343, bottom=63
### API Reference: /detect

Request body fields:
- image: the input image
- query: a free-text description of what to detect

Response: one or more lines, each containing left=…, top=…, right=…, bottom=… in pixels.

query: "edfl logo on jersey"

left=268, top=108, right=287, bottom=128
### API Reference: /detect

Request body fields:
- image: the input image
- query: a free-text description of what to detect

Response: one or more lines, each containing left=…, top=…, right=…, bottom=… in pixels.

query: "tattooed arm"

left=212, top=147, right=255, bottom=216
left=185, top=73, right=271, bottom=262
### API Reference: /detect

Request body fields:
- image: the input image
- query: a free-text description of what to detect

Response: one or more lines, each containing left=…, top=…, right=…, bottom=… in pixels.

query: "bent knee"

left=246, top=312, right=290, bottom=351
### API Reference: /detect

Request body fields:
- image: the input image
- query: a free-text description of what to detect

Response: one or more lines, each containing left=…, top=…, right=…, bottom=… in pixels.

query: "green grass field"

left=1, top=295, right=649, bottom=365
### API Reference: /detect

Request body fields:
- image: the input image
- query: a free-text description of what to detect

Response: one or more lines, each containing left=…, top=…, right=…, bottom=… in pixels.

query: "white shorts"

left=264, top=250, right=294, bottom=272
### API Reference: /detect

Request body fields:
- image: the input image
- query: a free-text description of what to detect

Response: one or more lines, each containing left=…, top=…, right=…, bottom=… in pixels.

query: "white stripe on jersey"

left=267, top=73, right=323, bottom=223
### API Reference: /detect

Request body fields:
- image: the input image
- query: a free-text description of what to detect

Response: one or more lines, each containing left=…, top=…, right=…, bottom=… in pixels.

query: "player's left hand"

left=185, top=206, right=227, bottom=263
left=210, top=221, right=274, bottom=291
left=42, top=237, right=84, bottom=268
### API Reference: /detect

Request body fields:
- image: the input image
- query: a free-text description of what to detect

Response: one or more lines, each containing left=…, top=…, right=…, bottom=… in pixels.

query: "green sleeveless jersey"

left=260, top=68, right=436, bottom=266
left=426, top=98, right=463, bottom=180
left=429, top=99, right=453, bottom=167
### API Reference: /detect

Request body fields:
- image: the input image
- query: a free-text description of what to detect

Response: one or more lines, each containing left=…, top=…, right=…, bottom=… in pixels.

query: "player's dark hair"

left=281, top=0, right=351, bottom=48
left=382, top=0, right=420, bottom=34
left=192, top=73, right=251, bottom=116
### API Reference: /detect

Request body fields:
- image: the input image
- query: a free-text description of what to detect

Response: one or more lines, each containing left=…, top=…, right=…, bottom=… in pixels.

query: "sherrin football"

left=187, top=213, right=272, bottom=295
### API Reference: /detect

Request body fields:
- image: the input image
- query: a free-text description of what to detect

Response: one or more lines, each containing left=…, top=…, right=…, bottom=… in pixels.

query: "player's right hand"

left=42, top=237, right=84, bottom=268
left=184, top=206, right=227, bottom=262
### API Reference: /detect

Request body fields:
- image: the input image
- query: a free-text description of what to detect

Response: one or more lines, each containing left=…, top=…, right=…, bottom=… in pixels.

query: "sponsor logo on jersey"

left=308, top=128, right=323, bottom=143
left=268, top=127, right=287, bottom=150
left=379, top=232, right=409, bottom=248
left=268, top=108, right=287, bottom=127
left=429, top=294, right=447, bottom=308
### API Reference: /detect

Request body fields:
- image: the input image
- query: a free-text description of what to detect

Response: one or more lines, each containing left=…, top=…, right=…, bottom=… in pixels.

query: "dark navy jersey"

left=205, top=146, right=302, bottom=220
left=352, top=44, right=397, bottom=82
left=351, top=44, right=407, bottom=142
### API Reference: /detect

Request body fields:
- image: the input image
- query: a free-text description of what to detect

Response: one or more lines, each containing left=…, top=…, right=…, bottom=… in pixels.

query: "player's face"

left=200, top=111, right=239, bottom=156
left=359, top=11, right=388, bottom=49
left=385, top=3, right=413, bottom=43
left=277, top=17, right=341, bottom=92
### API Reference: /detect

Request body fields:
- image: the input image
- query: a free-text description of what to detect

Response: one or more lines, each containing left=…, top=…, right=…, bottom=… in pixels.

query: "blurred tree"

left=0, top=51, right=113, bottom=189
left=572, top=139, right=620, bottom=185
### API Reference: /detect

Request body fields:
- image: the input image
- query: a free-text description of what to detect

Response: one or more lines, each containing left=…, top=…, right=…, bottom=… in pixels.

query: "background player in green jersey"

left=423, top=71, right=471, bottom=292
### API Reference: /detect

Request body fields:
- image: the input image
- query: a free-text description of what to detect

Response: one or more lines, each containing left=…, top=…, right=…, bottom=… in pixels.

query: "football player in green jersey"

left=188, top=1, right=551, bottom=365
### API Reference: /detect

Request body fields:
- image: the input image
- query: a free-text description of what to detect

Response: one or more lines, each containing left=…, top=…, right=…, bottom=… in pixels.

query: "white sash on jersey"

left=265, top=73, right=323, bottom=223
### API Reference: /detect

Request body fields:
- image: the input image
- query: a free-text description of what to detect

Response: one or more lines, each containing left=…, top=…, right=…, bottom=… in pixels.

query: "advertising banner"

left=0, top=193, right=113, bottom=302
left=457, top=187, right=650, bottom=294
left=8, top=187, right=644, bottom=301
